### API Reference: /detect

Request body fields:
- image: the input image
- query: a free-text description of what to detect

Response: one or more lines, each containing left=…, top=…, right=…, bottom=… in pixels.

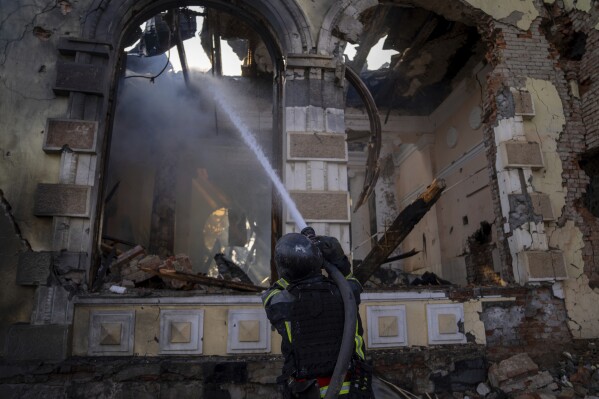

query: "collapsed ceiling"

left=346, top=5, right=484, bottom=115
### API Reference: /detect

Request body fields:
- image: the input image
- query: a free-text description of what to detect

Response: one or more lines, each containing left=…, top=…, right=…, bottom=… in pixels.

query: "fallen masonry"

left=99, top=243, right=262, bottom=293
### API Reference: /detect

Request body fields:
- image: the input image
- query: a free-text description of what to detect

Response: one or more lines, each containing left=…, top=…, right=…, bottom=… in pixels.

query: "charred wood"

left=354, top=179, right=446, bottom=285
left=139, top=266, right=262, bottom=292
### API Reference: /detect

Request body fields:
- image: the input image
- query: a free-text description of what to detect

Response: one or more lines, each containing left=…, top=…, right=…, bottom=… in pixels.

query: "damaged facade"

left=2, top=0, right=599, bottom=397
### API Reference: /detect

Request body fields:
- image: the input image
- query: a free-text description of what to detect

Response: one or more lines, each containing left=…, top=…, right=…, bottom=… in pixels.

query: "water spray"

left=202, top=76, right=307, bottom=231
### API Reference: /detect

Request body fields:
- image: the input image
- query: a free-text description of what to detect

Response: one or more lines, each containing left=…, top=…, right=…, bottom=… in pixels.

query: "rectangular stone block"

left=530, top=193, right=555, bottom=221
left=378, top=316, right=399, bottom=337
left=288, top=132, right=346, bottom=160
left=498, top=141, right=544, bottom=169
left=438, top=314, right=458, bottom=334
left=89, top=310, right=135, bottom=356
left=525, top=251, right=553, bottom=279
left=34, top=183, right=90, bottom=217
left=238, top=320, right=260, bottom=342
left=551, top=251, right=568, bottom=279
left=17, top=252, right=51, bottom=285
left=58, top=36, right=112, bottom=57
left=289, top=191, right=349, bottom=222
left=227, top=309, right=270, bottom=353
left=32, top=285, right=74, bottom=325
left=426, top=303, right=466, bottom=344
left=44, top=118, right=98, bottom=153
left=488, top=353, right=538, bottom=388
left=286, top=54, right=336, bottom=69
left=325, top=108, right=345, bottom=133
left=160, top=310, right=204, bottom=355
left=511, top=88, right=535, bottom=119
left=5, top=324, right=70, bottom=361
left=520, top=250, right=567, bottom=281
left=366, top=305, right=407, bottom=348
left=54, top=62, right=106, bottom=96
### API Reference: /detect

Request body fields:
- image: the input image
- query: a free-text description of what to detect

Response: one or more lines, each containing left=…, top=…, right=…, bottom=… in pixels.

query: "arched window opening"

left=101, top=5, right=276, bottom=289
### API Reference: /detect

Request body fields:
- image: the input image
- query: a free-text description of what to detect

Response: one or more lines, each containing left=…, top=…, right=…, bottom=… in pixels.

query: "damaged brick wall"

left=479, top=18, right=515, bottom=283
left=464, top=221, right=501, bottom=285
left=478, top=286, right=572, bottom=365
left=478, top=3, right=599, bottom=281
left=566, top=7, right=599, bottom=279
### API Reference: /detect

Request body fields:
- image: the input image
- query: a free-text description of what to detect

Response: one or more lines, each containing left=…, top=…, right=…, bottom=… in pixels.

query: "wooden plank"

left=139, top=267, right=263, bottom=292
left=353, top=179, right=446, bottom=284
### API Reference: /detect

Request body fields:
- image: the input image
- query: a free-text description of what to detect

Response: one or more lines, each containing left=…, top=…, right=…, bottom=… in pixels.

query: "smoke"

left=197, top=75, right=307, bottom=231
left=105, top=55, right=275, bottom=283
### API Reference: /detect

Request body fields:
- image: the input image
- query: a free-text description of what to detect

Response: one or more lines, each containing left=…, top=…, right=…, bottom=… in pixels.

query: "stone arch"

left=317, top=0, right=378, bottom=55
left=84, top=0, right=313, bottom=54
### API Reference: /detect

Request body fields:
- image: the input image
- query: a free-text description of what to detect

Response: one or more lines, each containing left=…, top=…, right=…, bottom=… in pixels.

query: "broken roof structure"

left=2, top=0, right=599, bottom=397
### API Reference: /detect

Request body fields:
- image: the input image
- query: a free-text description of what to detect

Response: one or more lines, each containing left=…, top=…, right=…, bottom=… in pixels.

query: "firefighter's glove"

left=315, top=236, right=351, bottom=276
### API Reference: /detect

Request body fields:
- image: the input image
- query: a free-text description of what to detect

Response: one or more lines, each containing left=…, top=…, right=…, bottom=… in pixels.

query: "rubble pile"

left=451, top=349, right=599, bottom=399
left=100, top=244, right=261, bottom=293
left=487, top=353, right=557, bottom=395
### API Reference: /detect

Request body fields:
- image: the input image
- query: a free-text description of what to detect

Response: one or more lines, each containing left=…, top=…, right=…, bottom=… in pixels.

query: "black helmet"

left=275, top=233, right=323, bottom=281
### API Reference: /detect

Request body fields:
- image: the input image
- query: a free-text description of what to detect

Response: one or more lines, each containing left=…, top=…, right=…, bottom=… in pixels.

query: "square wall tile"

left=88, top=310, right=135, bottom=356
left=160, top=310, right=204, bottom=355
left=426, top=304, right=466, bottom=344
left=227, top=309, right=270, bottom=354
left=366, top=305, right=408, bottom=348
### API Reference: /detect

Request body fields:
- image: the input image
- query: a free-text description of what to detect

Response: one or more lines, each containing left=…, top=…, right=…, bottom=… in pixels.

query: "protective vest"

left=287, top=279, right=346, bottom=380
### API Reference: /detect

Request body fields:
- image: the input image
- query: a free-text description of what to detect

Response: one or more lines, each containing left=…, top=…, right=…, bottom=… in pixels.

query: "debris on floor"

left=100, top=242, right=262, bottom=293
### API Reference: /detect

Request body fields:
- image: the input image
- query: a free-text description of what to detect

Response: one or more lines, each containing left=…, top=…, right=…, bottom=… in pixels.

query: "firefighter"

left=262, top=232, right=372, bottom=398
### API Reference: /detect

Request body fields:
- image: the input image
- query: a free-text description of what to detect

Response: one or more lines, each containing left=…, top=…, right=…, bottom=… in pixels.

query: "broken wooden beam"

left=139, top=266, right=263, bottom=292
left=353, top=179, right=446, bottom=285
left=382, top=248, right=420, bottom=264
left=111, top=245, right=145, bottom=269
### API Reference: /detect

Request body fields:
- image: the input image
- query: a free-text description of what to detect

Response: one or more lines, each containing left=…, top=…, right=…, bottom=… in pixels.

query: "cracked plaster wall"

left=525, top=78, right=566, bottom=218
left=463, top=300, right=487, bottom=344
left=0, top=198, right=36, bottom=357
left=0, top=1, right=82, bottom=250
left=522, top=80, right=597, bottom=338
left=549, top=221, right=599, bottom=338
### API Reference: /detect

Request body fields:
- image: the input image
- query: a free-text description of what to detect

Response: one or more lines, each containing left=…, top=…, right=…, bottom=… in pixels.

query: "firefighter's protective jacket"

left=262, top=270, right=366, bottom=397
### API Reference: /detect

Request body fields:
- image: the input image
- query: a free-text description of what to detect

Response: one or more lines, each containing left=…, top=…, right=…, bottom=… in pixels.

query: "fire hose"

left=302, top=227, right=357, bottom=399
